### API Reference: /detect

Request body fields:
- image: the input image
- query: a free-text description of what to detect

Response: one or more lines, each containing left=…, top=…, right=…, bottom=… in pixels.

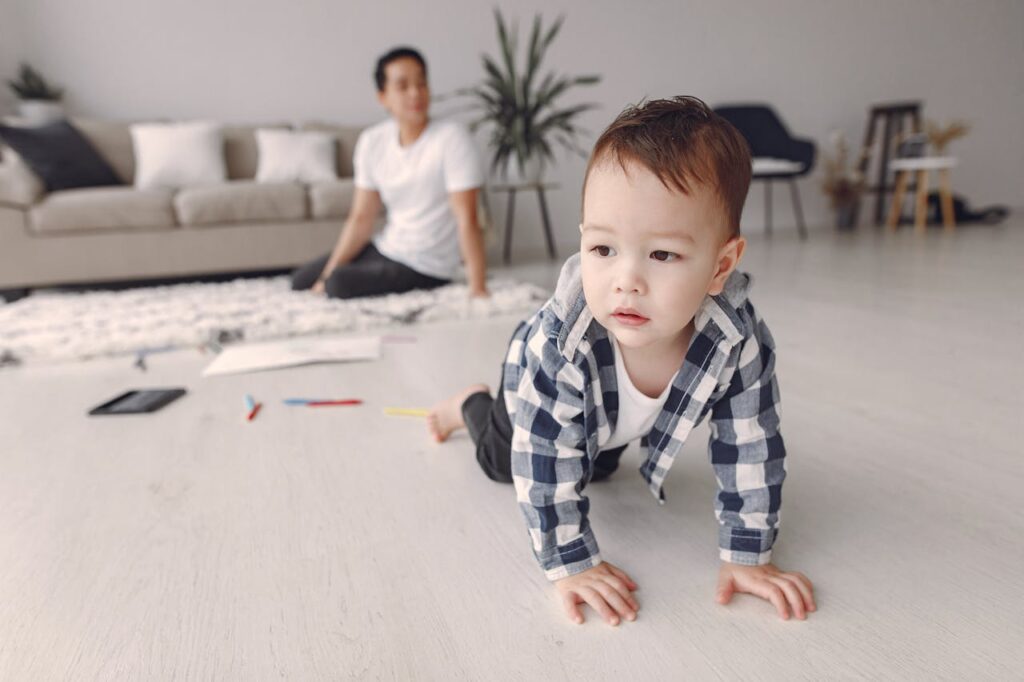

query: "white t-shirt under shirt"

left=353, top=118, right=485, bottom=280
left=600, top=335, right=677, bottom=451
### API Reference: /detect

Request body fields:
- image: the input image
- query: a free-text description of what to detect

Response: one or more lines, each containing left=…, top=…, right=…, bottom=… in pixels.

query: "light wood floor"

left=1, top=224, right=1022, bottom=680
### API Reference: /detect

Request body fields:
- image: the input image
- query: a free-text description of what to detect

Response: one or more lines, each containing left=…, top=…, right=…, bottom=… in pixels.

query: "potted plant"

left=821, top=131, right=867, bottom=231
left=455, top=10, right=600, bottom=182
left=7, top=63, right=65, bottom=125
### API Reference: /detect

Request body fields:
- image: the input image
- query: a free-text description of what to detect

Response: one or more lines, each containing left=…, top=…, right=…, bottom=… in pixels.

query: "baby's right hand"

left=554, top=561, right=639, bottom=626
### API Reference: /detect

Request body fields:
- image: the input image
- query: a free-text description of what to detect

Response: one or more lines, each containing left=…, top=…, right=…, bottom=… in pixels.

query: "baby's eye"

left=651, top=250, right=679, bottom=262
left=591, top=245, right=615, bottom=257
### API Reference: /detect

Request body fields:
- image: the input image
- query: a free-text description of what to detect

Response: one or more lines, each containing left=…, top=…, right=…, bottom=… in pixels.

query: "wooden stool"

left=854, top=102, right=923, bottom=227
left=886, top=156, right=958, bottom=233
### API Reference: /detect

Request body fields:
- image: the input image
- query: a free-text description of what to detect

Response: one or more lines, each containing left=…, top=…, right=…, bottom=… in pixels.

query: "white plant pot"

left=17, top=100, right=64, bottom=126
left=502, top=155, right=546, bottom=184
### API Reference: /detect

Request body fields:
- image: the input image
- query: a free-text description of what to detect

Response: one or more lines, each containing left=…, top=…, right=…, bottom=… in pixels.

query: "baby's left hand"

left=716, top=562, right=816, bottom=620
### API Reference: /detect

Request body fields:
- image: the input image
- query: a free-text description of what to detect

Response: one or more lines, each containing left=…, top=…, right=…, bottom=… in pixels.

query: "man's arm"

left=314, top=187, right=382, bottom=289
left=448, top=188, right=488, bottom=297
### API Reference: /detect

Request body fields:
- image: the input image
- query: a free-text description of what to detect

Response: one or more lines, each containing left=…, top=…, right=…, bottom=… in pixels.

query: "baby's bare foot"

left=427, top=383, right=489, bottom=443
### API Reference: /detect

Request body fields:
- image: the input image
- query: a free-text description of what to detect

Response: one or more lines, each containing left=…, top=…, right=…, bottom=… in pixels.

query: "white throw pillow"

left=255, top=129, right=337, bottom=183
left=131, top=121, right=226, bottom=189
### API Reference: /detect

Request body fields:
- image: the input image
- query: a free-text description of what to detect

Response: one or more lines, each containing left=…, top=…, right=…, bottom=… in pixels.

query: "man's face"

left=378, top=57, right=430, bottom=125
left=580, top=158, right=745, bottom=351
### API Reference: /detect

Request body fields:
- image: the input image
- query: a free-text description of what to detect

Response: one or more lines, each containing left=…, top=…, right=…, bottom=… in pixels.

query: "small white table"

left=887, top=156, right=958, bottom=233
left=489, top=181, right=559, bottom=264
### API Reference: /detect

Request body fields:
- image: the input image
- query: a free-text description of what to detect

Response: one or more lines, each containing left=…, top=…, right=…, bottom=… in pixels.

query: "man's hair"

left=374, top=47, right=428, bottom=92
left=584, top=96, right=752, bottom=237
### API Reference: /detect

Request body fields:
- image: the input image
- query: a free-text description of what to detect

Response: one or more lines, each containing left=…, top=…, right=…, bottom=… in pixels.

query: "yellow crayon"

left=383, top=407, right=430, bottom=418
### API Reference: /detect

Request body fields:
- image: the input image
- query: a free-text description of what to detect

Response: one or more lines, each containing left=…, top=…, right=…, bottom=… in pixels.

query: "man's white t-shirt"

left=353, top=118, right=485, bottom=280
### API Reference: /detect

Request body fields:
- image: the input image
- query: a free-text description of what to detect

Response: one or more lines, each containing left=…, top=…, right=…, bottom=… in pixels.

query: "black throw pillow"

left=0, top=119, right=122, bottom=192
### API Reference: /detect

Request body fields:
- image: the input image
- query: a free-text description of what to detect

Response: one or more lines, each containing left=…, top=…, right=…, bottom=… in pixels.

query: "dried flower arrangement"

left=925, top=119, right=970, bottom=154
left=821, top=131, right=868, bottom=209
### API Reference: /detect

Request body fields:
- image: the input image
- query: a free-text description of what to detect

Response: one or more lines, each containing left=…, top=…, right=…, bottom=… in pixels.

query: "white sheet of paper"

left=202, top=336, right=381, bottom=376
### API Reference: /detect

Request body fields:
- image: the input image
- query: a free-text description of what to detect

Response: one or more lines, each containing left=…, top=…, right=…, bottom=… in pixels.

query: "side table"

left=489, top=181, right=559, bottom=264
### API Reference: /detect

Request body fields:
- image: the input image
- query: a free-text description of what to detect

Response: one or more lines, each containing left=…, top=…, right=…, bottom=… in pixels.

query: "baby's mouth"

left=611, top=308, right=649, bottom=326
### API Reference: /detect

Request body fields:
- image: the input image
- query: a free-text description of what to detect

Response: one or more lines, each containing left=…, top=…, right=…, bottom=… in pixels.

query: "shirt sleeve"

left=352, top=130, right=376, bottom=190
left=707, top=306, right=787, bottom=566
left=505, top=322, right=602, bottom=581
left=442, top=124, right=485, bottom=193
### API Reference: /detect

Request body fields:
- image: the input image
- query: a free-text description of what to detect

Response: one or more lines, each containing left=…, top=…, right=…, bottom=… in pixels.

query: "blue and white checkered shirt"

left=503, top=254, right=786, bottom=581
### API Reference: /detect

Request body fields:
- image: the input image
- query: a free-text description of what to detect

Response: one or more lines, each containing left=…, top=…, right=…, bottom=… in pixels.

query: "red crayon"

left=246, top=403, right=263, bottom=421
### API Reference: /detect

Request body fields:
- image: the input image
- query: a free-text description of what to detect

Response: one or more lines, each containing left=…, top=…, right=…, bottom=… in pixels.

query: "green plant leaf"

left=459, top=11, right=600, bottom=175
left=494, top=9, right=518, bottom=108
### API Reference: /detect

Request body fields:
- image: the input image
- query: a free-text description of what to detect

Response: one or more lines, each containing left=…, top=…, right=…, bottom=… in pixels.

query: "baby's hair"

left=584, top=96, right=752, bottom=237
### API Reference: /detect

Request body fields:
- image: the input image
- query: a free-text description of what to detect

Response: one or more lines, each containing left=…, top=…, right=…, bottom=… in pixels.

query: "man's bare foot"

left=427, top=383, right=490, bottom=443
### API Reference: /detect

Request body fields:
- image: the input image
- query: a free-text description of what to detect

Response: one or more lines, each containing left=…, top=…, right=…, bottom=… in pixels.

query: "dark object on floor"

left=88, top=388, right=187, bottom=416
left=926, top=193, right=1008, bottom=226
left=714, top=104, right=814, bottom=239
left=855, top=101, right=923, bottom=227
left=0, top=350, right=22, bottom=367
left=0, top=119, right=121, bottom=191
left=1, top=288, right=29, bottom=303
left=892, top=193, right=1010, bottom=227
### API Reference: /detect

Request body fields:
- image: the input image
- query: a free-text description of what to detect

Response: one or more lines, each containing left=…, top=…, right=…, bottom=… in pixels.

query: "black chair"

left=714, top=105, right=814, bottom=239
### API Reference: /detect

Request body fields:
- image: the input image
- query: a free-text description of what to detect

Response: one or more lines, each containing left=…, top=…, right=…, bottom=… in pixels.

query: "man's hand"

left=554, top=562, right=639, bottom=626
left=311, top=279, right=327, bottom=295
left=716, top=562, right=816, bottom=620
left=469, top=287, right=490, bottom=299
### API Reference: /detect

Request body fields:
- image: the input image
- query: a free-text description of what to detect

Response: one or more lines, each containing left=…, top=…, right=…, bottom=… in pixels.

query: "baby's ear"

left=708, top=236, right=746, bottom=295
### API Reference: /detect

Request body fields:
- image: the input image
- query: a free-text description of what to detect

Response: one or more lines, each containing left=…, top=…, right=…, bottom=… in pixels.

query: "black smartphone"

left=88, top=388, right=187, bottom=416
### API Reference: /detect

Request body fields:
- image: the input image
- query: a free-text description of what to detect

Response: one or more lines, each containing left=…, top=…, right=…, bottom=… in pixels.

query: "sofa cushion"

left=73, top=118, right=136, bottom=184
left=67, top=120, right=290, bottom=184
left=256, top=129, right=337, bottom=184
left=300, top=123, right=364, bottom=178
left=308, top=179, right=355, bottom=219
left=0, top=120, right=122, bottom=192
left=0, top=150, right=45, bottom=207
left=225, top=123, right=290, bottom=180
left=175, top=180, right=306, bottom=226
left=30, top=186, right=176, bottom=234
left=132, top=122, right=227, bottom=189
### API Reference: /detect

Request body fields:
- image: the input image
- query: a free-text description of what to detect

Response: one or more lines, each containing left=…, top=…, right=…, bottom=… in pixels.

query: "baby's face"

left=580, top=159, right=743, bottom=352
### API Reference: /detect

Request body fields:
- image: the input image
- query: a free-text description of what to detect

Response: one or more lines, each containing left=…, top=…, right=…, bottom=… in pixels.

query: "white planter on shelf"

left=16, top=100, right=64, bottom=126
left=501, top=155, right=546, bottom=184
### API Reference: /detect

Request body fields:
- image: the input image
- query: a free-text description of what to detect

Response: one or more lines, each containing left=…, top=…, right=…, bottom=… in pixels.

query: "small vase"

left=17, top=100, right=65, bottom=126
left=835, top=203, right=857, bottom=231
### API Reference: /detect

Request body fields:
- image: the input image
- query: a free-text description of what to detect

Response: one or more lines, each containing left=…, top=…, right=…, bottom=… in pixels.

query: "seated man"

left=292, top=46, right=488, bottom=299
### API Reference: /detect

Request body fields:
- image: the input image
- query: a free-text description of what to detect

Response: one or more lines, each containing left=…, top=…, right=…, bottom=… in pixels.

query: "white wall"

left=0, top=0, right=25, bottom=114
left=7, top=0, right=1023, bottom=254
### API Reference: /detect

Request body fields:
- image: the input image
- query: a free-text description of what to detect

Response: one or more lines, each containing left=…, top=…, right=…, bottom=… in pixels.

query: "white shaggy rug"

left=0, top=277, right=549, bottom=368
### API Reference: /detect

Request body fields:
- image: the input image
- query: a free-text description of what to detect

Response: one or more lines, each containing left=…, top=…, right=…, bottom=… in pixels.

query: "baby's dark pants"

left=461, top=389, right=626, bottom=483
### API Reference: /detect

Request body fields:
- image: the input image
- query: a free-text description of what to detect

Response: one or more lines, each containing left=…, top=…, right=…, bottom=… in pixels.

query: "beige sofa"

left=0, top=119, right=364, bottom=294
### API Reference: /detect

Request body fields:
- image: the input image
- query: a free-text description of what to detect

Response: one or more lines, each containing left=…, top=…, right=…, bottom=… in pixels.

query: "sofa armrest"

left=0, top=156, right=44, bottom=208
